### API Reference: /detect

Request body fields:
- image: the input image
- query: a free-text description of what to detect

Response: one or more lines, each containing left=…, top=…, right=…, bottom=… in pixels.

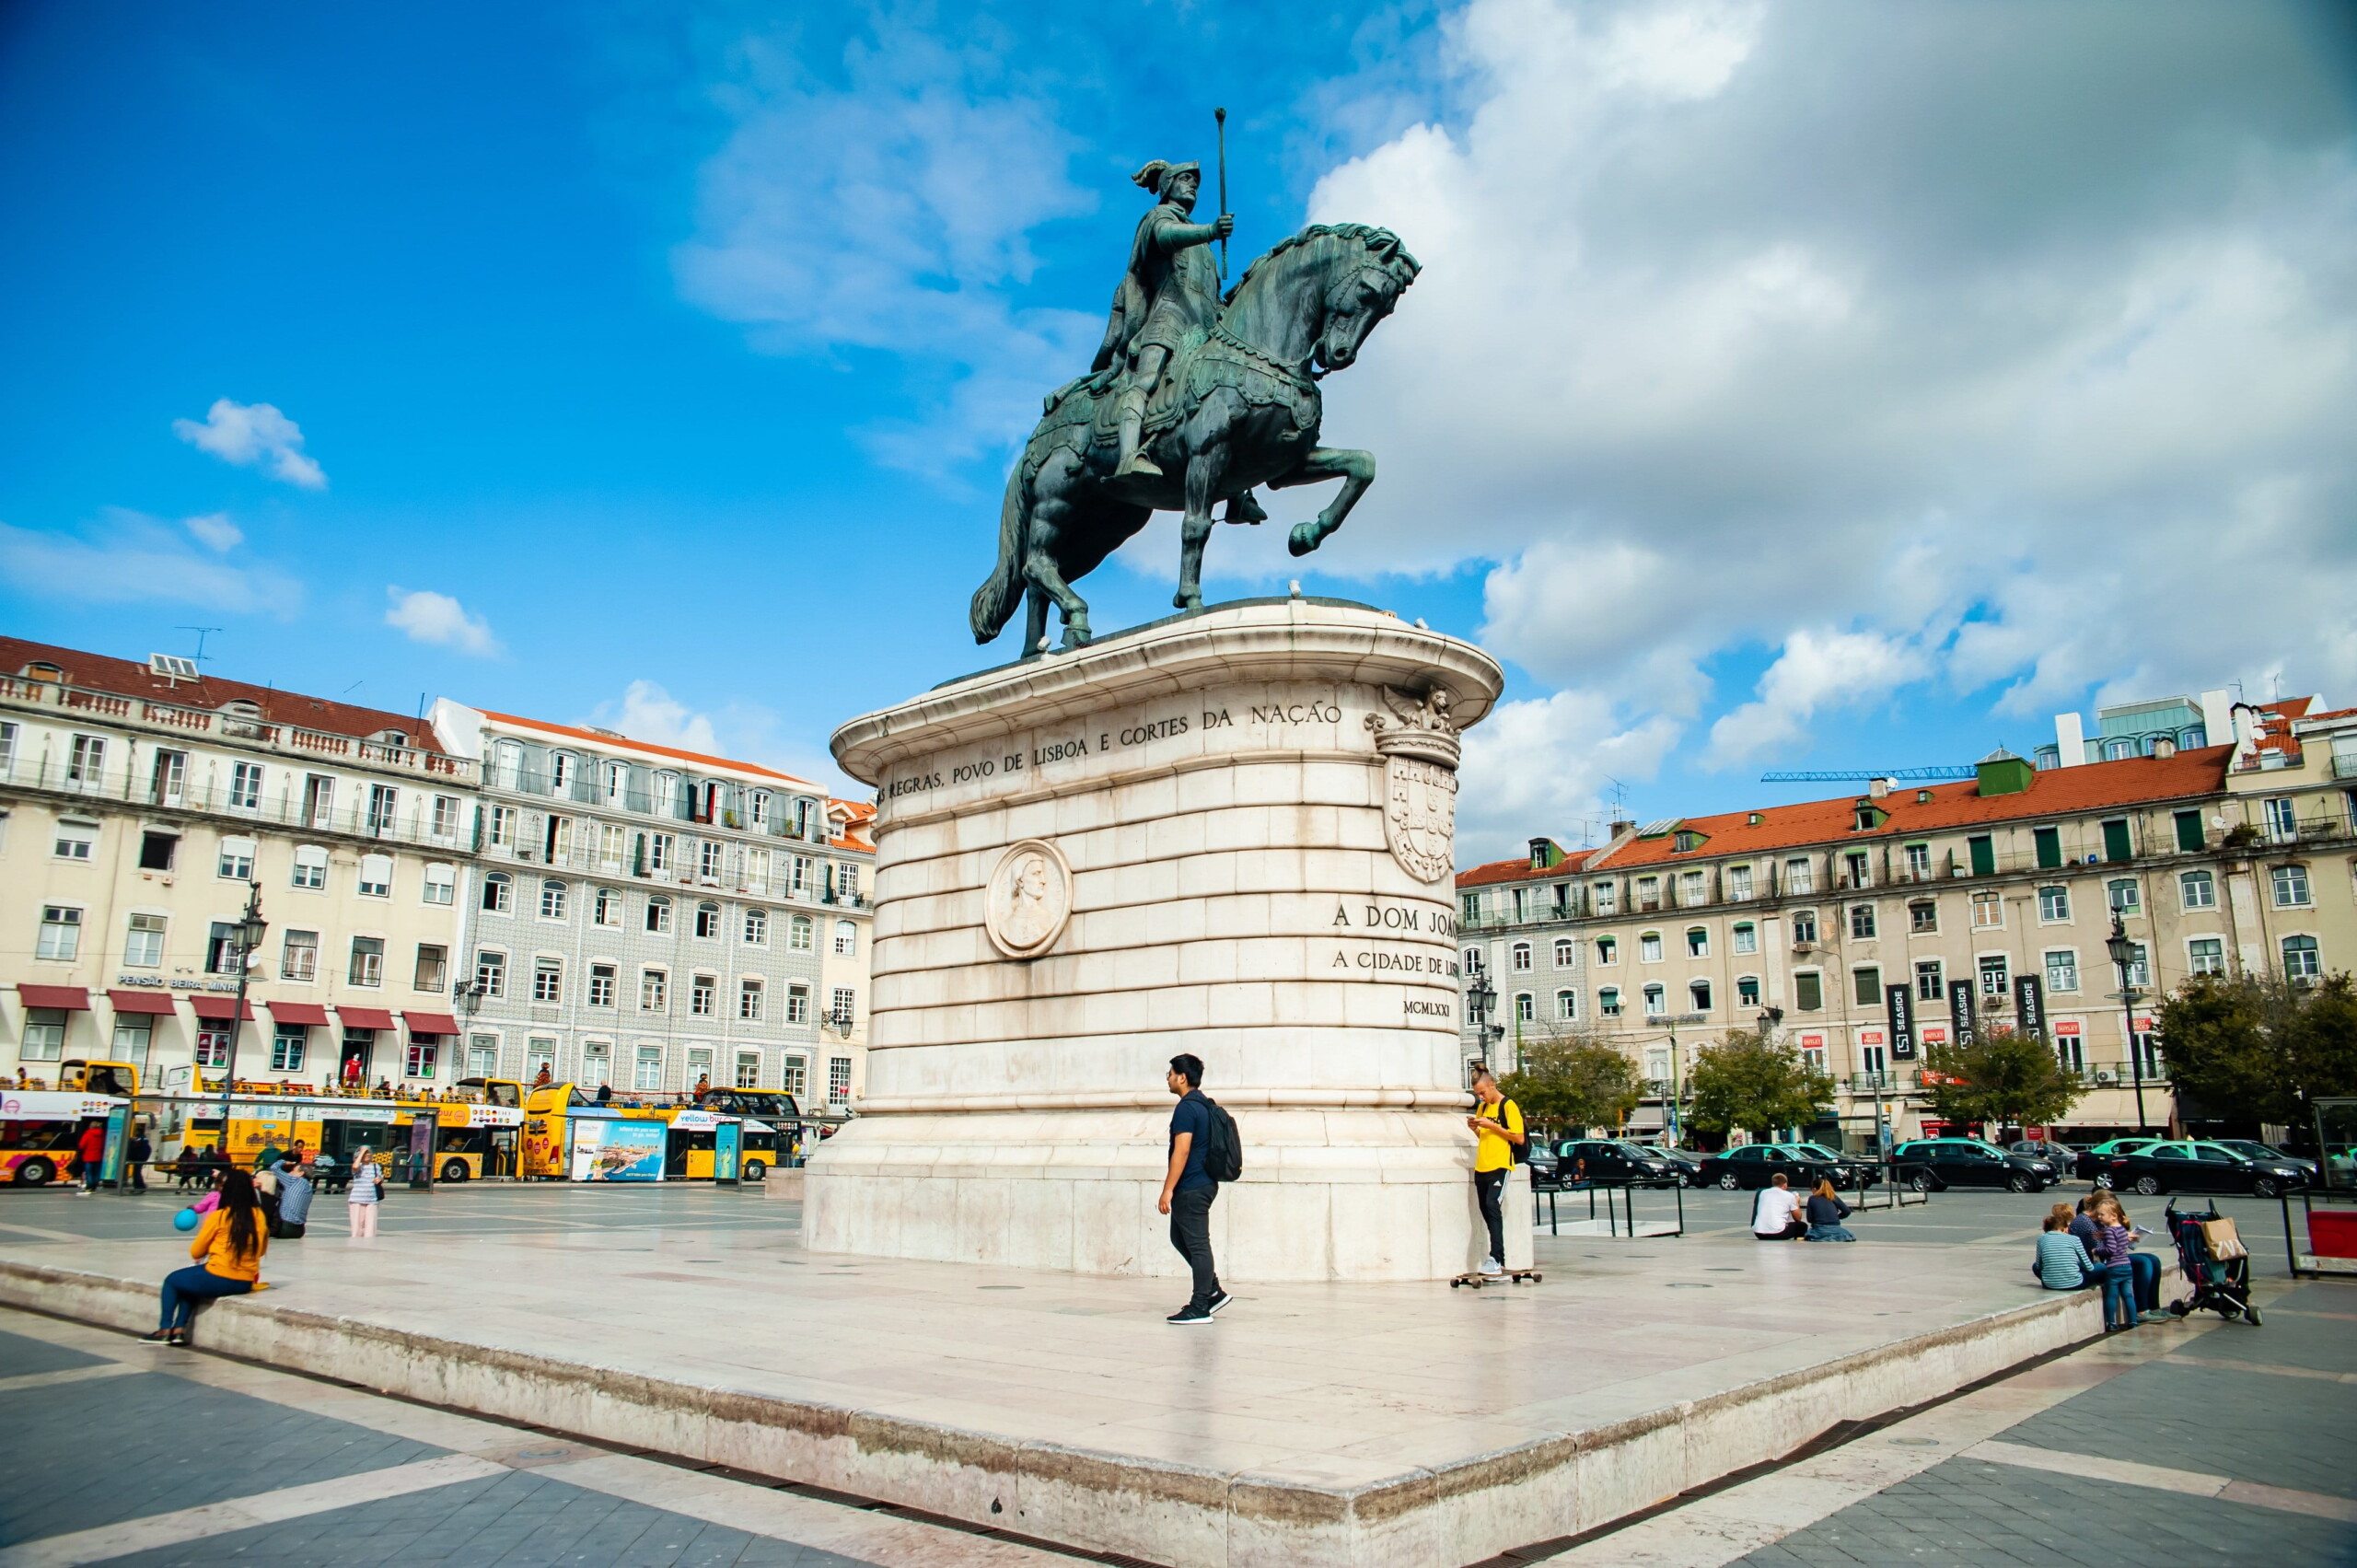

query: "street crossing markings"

left=1963, top=1438, right=2357, bottom=1522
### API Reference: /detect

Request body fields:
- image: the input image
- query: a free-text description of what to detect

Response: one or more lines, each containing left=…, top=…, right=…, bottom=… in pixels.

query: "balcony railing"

left=0, top=674, right=475, bottom=782
left=0, top=758, right=471, bottom=853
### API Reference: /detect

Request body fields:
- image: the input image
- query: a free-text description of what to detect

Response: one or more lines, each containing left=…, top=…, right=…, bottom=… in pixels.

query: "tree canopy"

left=1686, top=1028, right=1835, bottom=1139
left=1918, top=1025, right=2084, bottom=1132
left=1499, top=1028, right=1643, bottom=1133
left=2156, top=972, right=2357, bottom=1127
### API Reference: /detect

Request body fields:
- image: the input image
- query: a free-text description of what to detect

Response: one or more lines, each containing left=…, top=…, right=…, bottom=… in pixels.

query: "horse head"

left=1224, top=223, right=1422, bottom=376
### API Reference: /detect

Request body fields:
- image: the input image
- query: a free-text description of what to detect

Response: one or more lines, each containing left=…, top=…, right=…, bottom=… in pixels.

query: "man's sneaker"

left=1206, top=1289, right=1233, bottom=1316
left=134, top=1330, right=175, bottom=1345
left=1480, top=1258, right=1504, bottom=1277
left=1167, top=1305, right=1214, bottom=1325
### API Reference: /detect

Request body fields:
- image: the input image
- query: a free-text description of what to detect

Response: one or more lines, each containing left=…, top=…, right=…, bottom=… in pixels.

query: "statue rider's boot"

left=1114, top=389, right=1162, bottom=479
left=1225, top=490, right=1267, bottom=525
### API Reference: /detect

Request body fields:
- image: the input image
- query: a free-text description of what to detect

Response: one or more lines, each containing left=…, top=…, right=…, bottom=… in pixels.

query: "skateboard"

left=1449, top=1269, right=1541, bottom=1288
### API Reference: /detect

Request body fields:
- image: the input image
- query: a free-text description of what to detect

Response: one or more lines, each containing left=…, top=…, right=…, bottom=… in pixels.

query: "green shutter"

left=2034, top=827, right=2061, bottom=868
left=2103, top=819, right=2133, bottom=862
left=1853, top=967, right=1881, bottom=1006
left=1795, top=972, right=1822, bottom=1011
left=1968, top=835, right=1995, bottom=877
left=2174, top=809, right=2204, bottom=852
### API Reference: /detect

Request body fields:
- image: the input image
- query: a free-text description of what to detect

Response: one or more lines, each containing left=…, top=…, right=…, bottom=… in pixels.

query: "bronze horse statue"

left=969, top=223, right=1420, bottom=652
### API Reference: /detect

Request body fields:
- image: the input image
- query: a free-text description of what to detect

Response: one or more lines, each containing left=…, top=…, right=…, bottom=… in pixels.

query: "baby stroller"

left=2164, top=1202, right=2260, bottom=1325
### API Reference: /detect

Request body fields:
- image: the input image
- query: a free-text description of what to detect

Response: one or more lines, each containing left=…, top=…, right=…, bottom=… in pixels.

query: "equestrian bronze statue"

left=969, top=157, right=1419, bottom=653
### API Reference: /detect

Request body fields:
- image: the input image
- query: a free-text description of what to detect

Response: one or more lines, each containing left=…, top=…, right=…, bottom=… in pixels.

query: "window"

left=598, top=825, right=627, bottom=873
left=1968, top=835, right=1995, bottom=877
left=1636, top=876, right=1660, bottom=911
left=2179, top=870, right=2215, bottom=911
left=1642, top=983, right=1666, bottom=1016
left=526, top=1039, right=556, bottom=1081
left=1915, top=959, right=1944, bottom=1002
left=2038, top=885, right=2070, bottom=922
left=786, top=984, right=810, bottom=1024
left=1979, top=953, right=2009, bottom=998
left=487, top=806, right=516, bottom=848
left=744, top=909, right=770, bottom=946
left=1906, top=900, right=1937, bottom=935
left=193, top=1028, right=230, bottom=1070
left=645, top=896, right=672, bottom=934
left=468, top=1038, right=498, bottom=1078
left=476, top=950, right=506, bottom=998
left=793, top=856, right=812, bottom=895
left=2101, top=819, right=2132, bottom=862
left=1725, top=865, right=1753, bottom=900
left=1591, top=880, right=1618, bottom=915
left=1510, top=941, right=1532, bottom=971
left=2122, top=942, right=2151, bottom=988
left=834, top=919, right=857, bottom=956
left=357, top=854, right=392, bottom=898
left=2173, top=809, right=2205, bottom=852
left=751, top=791, right=772, bottom=827
left=640, top=969, right=668, bottom=1012
left=149, top=747, right=185, bottom=806
left=217, top=836, right=256, bottom=880
left=1736, top=975, right=1760, bottom=1006
left=1852, top=967, right=1882, bottom=1006
left=36, top=905, right=83, bottom=961
left=829, top=1057, right=853, bottom=1108
left=366, top=784, right=399, bottom=837
left=581, top=1042, right=612, bottom=1088
left=282, top=929, right=319, bottom=982
left=531, top=958, right=563, bottom=1004
left=1679, top=871, right=1706, bottom=907
left=1686, top=927, right=1709, bottom=958
left=432, top=795, right=462, bottom=841
left=1595, top=935, right=1617, bottom=965
left=405, top=1040, right=439, bottom=1080
left=838, top=865, right=860, bottom=901
left=2189, top=937, right=2225, bottom=976
left=2272, top=865, right=2312, bottom=908
left=549, top=753, right=574, bottom=795
left=423, top=862, right=456, bottom=905
left=701, top=839, right=726, bottom=879
left=736, top=1051, right=761, bottom=1089
left=691, top=974, right=717, bottom=1016
left=634, top=1046, right=664, bottom=1091
left=137, top=830, right=177, bottom=871
left=540, top=878, right=568, bottom=920
left=348, top=936, right=385, bottom=987
left=1506, top=992, right=1531, bottom=1024
left=588, top=964, right=617, bottom=1007
left=2034, top=826, right=2062, bottom=869
left=204, top=921, right=242, bottom=974
left=482, top=872, right=513, bottom=914
left=1792, top=909, right=1818, bottom=944
left=544, top=813, right=574, bottom=865
left=1461, top=893, right=1481, bottom=924
left=830, top=988, right=856, bottom=1028
left=1794, top=971, right=1823, bottom=1011
left=1849, top=903, right=1876, bottom=940
left=782, top=1055, right=808, bottom=1097
left=595, top=888, right=622, bottom=927
left=1555, top=989, right=1578, bottom=1021
left=1639, top=932, right=1663, bottom=963
left=123, top=912, right=166, bottom=968
left=2282, top=935, right=2321, bottom=982
left=1904, top=843, right=1932, bottom=879
left=52, top=820, right=95, bottom=861
left=1689, top=980, right=1713, bottom=1012
left=649, top=832, right=675, bottom=873
left=63, top=733, right=106, bottom=790
left=1552, top=938, right=1574, bottom=966
left=413, top=944, right=447, bottom=992
left=1783, top=857, right=1815, bottom=895
left=2263, top=797, right=2297, bottom=842
left=2107, top=877, right=2140, bottom=914
left=1971, top=889, right=2003, bottom=928
left=227, top=761, right=262, bottom=810
left=271, top=1025, right=306, bottom=1074
left=746, top=849, right=772, bottom=894
left=695, top=901, right=721, bottom=938
left=1732, top=922, right=1757, bottom=955
left=19, top=1005, right=69, bottom=1062
left=1599, top=986, right=1622, bottom=1017
left=739, top=979, right=765, bottom=1021
left=602, top=761, right=629, bottom=805
left=2044, top=950, right=2079, bottom=993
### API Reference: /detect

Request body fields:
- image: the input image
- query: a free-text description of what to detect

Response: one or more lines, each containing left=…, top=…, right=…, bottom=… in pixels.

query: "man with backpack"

left=1159, top=1052, right=1233, bottom=1324
left=1467, top=1067, right=1527, bottom=1277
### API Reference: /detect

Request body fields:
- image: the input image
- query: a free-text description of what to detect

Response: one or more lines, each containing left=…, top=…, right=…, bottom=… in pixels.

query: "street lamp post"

left=215, top=882, right=268, bottom=1139
left=1465, top=973, right=1498, bottom=1081
left=2106, top=912, right=2151, bottom=1136
left=1664, top=1011, right=1706, bottom=1147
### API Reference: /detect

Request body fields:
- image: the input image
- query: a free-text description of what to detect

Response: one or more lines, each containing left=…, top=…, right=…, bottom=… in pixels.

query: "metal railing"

left=0, top=675, right=474, bottom=782
left=1, top=758, right=472, bottom=853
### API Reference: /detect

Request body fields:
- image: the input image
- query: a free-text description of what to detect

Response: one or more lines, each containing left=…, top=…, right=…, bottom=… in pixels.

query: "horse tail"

left=969, top=461, right=1030, bottom=645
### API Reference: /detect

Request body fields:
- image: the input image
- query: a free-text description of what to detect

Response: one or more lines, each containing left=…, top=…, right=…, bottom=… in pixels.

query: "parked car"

left=2008, top=1138, right=2078, bottom=1168
left=2074, top=1136, right=2165, bottom=1181
left=2098, top=1140, right=2310, bottom=1199
left=1696, top=1142, right=1874, bottom=1191
left=2212, top=1140, right=2319, bottom=1183
left=1889, top=1138, right=2061, bottom=1192
left=1551, top=1139, right=1685, bottom=1185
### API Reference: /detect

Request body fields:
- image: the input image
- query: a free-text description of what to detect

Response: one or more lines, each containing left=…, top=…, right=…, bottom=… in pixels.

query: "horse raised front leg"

left=1269, top=447, right=1376, bottom=558
left=1174, top=447, right=1224, bottom=611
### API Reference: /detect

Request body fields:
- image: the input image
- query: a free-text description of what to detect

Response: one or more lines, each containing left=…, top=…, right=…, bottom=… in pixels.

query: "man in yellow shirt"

left=1466, top=1066, right=1526, bottom=1276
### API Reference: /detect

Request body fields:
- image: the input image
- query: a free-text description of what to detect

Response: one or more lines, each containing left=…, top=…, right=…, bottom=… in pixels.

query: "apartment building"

left=427, top=703, right=873, bottom=1111
left=0, top=637, right=479, bottom=1093
left=1451, top=738, right=2357, bottom=1147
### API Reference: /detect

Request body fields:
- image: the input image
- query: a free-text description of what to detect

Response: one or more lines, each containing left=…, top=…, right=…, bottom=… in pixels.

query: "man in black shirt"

left=1159, top=1053, right=1227, bottom=1325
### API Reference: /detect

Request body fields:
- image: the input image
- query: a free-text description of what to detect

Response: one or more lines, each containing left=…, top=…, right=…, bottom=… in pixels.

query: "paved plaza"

left=0, top=1183, right=2347, bottom=1566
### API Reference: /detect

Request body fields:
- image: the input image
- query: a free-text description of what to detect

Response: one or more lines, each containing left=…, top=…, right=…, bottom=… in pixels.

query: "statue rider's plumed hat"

left=1132, top=159, right=1201, bottom=200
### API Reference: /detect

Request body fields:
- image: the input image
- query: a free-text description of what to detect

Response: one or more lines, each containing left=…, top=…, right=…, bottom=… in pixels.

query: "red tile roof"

left=480, top=710, right=819, bottom=787
left=1455, top=747, right=2234, bottom=889
left=1, top=635, right=450, bottom=751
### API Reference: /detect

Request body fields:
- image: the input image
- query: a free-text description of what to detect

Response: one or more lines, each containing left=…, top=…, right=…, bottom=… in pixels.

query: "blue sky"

left=3, top=2, right=2351, bottom=856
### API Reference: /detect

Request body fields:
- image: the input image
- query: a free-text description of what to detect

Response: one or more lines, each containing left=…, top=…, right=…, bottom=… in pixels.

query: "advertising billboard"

left=568, top=1119, right=666, bottom=1181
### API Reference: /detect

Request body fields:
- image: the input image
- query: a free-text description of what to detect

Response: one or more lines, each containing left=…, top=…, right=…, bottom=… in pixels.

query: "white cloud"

left=672, top=26, right=1099, bottom=474
left=171, top=399, right=328, bottom=489
left=1457, top=686, right=1684, bottom=861
left=182, top=512, right=243, bottom=552
left=383, top=587, right=501, bottom=656
left=1298, top=0, right=2357, bottom=776
left=0, top=509, right=300, bottom=615
left=598, top=679, right=720, bottom=755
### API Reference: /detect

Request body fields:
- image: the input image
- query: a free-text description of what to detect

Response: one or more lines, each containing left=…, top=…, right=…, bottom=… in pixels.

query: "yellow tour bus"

left=519, top=1084, right=761, bottom=1181
left=0, top=1090, right=124, bottom=1185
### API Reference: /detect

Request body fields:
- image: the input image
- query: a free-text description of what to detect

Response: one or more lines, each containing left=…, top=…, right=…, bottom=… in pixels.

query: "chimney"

left=1868, top=777, right=1892, bottom=799
left=2053, top=710, right=2086, bottom=766
left=2199, top=689, right=2232, bottom=749
left=1609, top=819, right=1636, bottom=838
left=2153, top=737, right=2177, bottom=760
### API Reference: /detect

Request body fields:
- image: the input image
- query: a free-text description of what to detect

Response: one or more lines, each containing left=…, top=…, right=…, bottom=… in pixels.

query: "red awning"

left=106, top=989, right=179, bottom=1016
left=335, top=1006, right=396, bottom=1029
left=189, top=995, right=256, bottom=1021
left=402, top=1011, right=460, bottom=1037
left=16, top=985, right=90, bottom=1011
left=265, top=1001, right=331, bottom=1027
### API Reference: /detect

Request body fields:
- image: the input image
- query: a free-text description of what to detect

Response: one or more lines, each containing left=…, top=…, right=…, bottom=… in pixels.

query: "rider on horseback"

left=1097, top=159, right=1230, bottom=482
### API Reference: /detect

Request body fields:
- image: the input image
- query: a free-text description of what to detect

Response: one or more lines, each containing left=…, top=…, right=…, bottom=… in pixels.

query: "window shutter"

left=2173, top=809, right=2203, bottom=852
left=1968, top=835, right=1995, bottom=877
left=2102, top=819, right=2132, bottom=862
left=2033, top=827, right=2061, bottom=869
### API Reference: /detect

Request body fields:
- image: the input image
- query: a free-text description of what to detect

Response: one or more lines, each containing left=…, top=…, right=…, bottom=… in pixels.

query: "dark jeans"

left=1168, top=1185, right=1219, bottom=1310
left=2129, top=1250, right=2161, bottom=1311
left=2092, top=1262, right=2135, bottom=1328
left=80, top=1161, right=101, bottom=1192
left=158, top=1266, right=251, bottom=1330
left=1475, top=1167, right=1508, bottom=1266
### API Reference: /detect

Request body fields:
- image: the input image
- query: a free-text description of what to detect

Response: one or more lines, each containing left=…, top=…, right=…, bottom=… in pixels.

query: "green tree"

left=2157, top=971, right=2357, bottom=1127
left=1686, top=1029, right=1834, bottom=1139
left=1918, top=1025, right=2084, bottom=1133
left=1499, top=1028, right=1642, bottom=1134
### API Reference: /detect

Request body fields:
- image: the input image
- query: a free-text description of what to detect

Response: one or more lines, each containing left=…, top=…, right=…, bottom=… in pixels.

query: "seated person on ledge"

left=2033, top=1203, right=2098, bottom=1290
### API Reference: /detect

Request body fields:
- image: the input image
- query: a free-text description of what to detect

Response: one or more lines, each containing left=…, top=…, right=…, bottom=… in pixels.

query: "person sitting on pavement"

left=1801, top=1179, right=1856, bottom=1242
left=139, top=1169, right=267, bottom=1346
left=1752, top=1171, right=1807, bottom=1240
left=2033, top=1205, right=2100, bottom=1290
left=271, top=1160, right=315, bottom=1238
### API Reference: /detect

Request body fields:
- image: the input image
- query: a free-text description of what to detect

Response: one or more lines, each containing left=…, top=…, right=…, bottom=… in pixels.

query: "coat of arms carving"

left=1366, top=687, right=1461, bottom=884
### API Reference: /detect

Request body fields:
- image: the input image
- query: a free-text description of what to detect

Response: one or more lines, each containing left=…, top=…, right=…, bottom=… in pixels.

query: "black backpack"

left=1198, top=1094, right=1244, bottom=1183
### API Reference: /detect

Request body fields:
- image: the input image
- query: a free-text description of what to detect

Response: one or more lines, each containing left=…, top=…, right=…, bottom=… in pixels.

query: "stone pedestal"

left=805, top=599, right=1508, bottom=1282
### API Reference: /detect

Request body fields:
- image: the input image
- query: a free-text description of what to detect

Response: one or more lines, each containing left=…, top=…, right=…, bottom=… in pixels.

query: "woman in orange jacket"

left=139, top=1169, right=267, bottom=1345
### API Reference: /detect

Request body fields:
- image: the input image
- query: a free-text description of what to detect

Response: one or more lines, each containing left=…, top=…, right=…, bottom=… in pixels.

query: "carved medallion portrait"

left=984, top=839, right=1074, bottom=959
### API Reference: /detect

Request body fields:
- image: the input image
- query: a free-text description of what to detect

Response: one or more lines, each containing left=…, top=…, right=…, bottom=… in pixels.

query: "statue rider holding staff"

left=1097, top=159, right=1231, bottom=481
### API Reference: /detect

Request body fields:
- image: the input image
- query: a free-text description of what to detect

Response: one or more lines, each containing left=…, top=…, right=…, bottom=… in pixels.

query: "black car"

left=1889, top=1138, right=2060, bottom=1193
left=2007, top=1138, right=2077, bottom=1169
left=1551, top=1139, right=1684, bottom=1185
left=2098, top=1140, right=2310, bottom=1199
left=1696, top=1142, right=1873, bottom=1191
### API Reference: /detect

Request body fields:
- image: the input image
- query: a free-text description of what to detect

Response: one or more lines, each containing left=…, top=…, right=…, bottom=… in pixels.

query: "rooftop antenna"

left=175, top=626, right=223, bottom=663
left=1604, top=776, right=1628, bottom=825
left=343, top=680, right=365, bottom=697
